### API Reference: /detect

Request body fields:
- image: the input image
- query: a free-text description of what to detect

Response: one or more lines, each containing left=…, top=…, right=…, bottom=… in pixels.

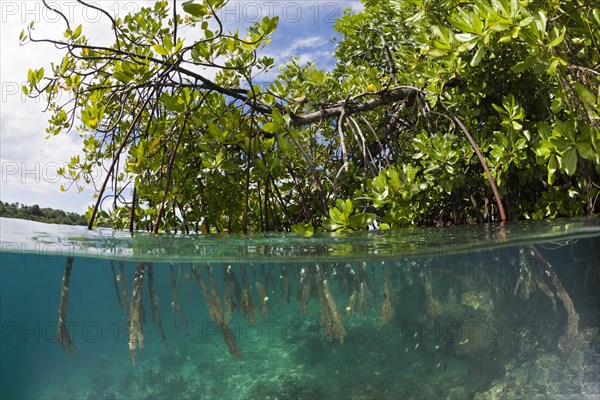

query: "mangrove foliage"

left=22, top=0, right=600, bottom=233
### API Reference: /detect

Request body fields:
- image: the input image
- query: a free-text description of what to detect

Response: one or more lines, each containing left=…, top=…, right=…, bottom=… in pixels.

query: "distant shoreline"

left=0, top=201, right=87, bottom=226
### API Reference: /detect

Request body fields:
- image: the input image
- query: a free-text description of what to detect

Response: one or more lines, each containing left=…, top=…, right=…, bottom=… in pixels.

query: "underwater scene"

left=1, top=217, right=599, bottom=400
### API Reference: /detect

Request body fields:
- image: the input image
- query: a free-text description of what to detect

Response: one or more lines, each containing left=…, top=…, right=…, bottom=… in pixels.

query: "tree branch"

left=290, top=86, right=421, bottom=126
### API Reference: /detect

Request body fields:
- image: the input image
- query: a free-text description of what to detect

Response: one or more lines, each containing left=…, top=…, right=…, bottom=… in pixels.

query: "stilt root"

left=57, top=256, right=76, bottom=355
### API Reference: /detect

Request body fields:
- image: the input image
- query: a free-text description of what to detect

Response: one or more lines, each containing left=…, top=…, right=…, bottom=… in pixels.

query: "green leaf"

left=27, top=68, right=43, bottom=86
left=164, top=35, right=173, bottom=52
left=548, top=26, right=565, bottom=48
left=573, top=82, right=597, bottom=107
left=449, top=14, right=473, bottom=33
left=72, top=24, right=82, bottom=40
left=183, top=1, right=208, bottom=18
left=175, top=39, right=184, bottom=53
left=561, top=147, right=577, bottom=176
left=492, top=103, right=505, bottom=115
left=575, top=142, right=595, bottom=160
left=277, top=137, right=293, bottom=154
left=547, top=154, right=557, bottom=184
left=553, top=119, right=575, bottom=142
left=535, top=11, right=547, bottom=34
left=512, top=120, right=523, bottom=130
left=550, top=96, right=563, bottom=113
left=262, top=122, right=280, bottom=134
left=271, top=108, right=283, bottom=124
left=519, top=16, right=534, bottom=27
left=148, top=138, right=161, bottom=153
left=345, top=199, right=354, bottom=214
left=470, top=43, right=485, bottom=67
left=329, top=207, right=346, bottom=224
left=113, top=71, right=132, bottom=83
left=153, top=44, right=169, bottom=56
left=322, top=219, right=342, bottom=231
left=348, top=214, right=367, bottom=228
left=456, top=33, right=478, bottom=42
left=291, top=223, right=314, bottom=237
left=207, top=122, right=221, bottom=137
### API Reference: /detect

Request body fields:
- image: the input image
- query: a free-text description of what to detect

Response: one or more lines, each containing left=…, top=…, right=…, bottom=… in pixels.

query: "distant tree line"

left=0, top=201, right=87, bottom=226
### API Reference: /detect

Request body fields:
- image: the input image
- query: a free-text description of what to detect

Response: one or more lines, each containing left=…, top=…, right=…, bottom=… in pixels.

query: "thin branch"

left=442, top=105, right=507, bottom=223
left=153, top=119, right=186, bottom=233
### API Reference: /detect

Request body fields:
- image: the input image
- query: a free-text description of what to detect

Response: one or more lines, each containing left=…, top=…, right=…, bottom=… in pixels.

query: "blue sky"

left=0, top=0, right=360, bottom=213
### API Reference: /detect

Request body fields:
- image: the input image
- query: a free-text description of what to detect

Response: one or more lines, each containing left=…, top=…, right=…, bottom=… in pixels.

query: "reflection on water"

left=1, top=217, right=599, bottom=399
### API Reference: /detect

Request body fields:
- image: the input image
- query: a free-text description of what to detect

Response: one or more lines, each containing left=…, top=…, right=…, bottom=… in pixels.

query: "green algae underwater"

left=1, top=216, right=599, bottom=400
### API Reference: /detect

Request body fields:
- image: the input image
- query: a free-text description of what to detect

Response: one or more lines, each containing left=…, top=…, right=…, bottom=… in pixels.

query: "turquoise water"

left=1, top=217, right=599, bottom=399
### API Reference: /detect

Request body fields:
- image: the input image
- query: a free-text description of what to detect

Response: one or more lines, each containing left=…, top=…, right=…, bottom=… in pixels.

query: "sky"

left=0, top=0, right=361, bottom=214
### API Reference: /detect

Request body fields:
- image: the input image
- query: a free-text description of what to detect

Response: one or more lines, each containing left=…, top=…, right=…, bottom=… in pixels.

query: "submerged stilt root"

left=316, top=264, right=346, bottom=344
left=357, top=262, right=369, bottom=313
left=298, top=267, right=311, bottom=314
left=281, top=265, right=291, bottom=304
left=57, top=256, right=76, bottom=355
left=267, top=265, right=277, bottom=298
left=57, top=249, right=587, bottom=365
left=239, top=264, right=256, bottom=323
left=380, top=262, right=394, bottom=324
left=129, top=263, right=145, bottom=366
left=169, top=264, right=187, bottom=326
left=527, top=245, right=580, bottom=353
left=250, top=263, right=269, bottom=320
left=515, top=248, right=557, bottom=312
left=192, top=265, right=241, bottom=358
left=147, top=263, right=168, bottom=347
left=514, top=249, right=534, bottom=299
left=110, top=260, right=123, bottom=307
left=423, top=270, right=438, bottom=318
left=224, top=265, right=240, bottom=323
left=344, top=264, right=359, bottom=316
left=118, top=261, right=131, bottom=323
